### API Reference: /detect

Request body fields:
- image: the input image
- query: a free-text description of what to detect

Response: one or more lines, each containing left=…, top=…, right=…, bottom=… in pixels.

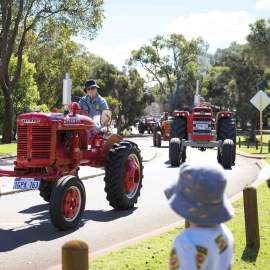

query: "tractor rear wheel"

left=169, top=138, right=181, bottom=166
left=170, top=117, right=187, bottom=139
left=221, top=139, right=234, bottom=169
left=49, top=175, right=86, bottom=230
left=39, top=180, right=54, bottom=202
left=104, top=141, right=143, bottom=210
left=217, top=117, right=236, bottom=165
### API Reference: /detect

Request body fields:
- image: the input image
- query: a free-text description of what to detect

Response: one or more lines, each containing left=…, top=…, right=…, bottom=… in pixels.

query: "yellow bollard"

left=62, top=240, right=89, bottom=270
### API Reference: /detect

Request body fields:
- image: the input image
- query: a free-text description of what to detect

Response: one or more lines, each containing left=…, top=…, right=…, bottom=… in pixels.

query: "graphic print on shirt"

left=96, top=104, right=100, bottom=111
left=195, top=245, right=208, bottom=269
left=215, top=234, right=228, bottom=254
left=169, top=248, right=180, bottom=270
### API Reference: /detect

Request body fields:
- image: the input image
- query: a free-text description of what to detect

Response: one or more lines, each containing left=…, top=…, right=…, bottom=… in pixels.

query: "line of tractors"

left=0, top=75, right=236, bottom=231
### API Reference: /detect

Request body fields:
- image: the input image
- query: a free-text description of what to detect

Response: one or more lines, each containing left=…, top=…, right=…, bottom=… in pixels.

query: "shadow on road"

left=0, top=204, right=137, bottom=252
left=83, top=207, right=137, bottom=222
left=164, top=160, right=179, bottom=168
left=0, top=203, right=72, bottom=252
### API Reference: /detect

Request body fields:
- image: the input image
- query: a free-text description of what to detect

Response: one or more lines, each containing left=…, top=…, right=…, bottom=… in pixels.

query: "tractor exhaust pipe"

left=63, top=73, right=72, bottom=111
left=194, top=80, right=200, bottom=106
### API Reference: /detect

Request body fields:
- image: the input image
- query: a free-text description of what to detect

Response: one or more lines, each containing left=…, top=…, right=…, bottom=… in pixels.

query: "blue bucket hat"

left=84, top=79, right=100, bottom=93
left=165, top=163, right=234, bottom=225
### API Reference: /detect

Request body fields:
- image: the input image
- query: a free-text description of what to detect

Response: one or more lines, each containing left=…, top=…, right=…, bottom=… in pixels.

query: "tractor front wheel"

left=49, top=175, right=86, bottom=230
left=221, top=139, right=234, bottom=169
left=104, top=141, right=143, bottom=210
left=169, top=138, right=181, bottom=166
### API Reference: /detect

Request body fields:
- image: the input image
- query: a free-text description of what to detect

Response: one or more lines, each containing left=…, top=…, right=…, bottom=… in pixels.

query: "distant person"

left=165, top=164, right=234, bottom=270
left=79, top=79, right=109, bottom=119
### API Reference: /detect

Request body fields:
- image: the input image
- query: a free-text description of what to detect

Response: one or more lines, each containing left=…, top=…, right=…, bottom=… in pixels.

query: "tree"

left=214, top=43, right=266, bottom=130
left=0, top=54, right=40, bottom=136
left=0, top=0, right=104, bottom=143
left=247, top=19, right=270, bottom=66
left=129, top=34, right=205, bottom=110
left=113, top=69, right=149, bottom=134
left=28, top=19, right=81, bottom=108
left=202, top=66, right=234, bottom=110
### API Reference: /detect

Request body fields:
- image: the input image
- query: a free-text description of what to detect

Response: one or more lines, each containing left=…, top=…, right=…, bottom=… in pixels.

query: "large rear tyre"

left=39, top=180, right=54, bottom=202
left=49, top=175, right=86, bottom=230
left=217, top=117, right=236, bottom=165
left=104, top=141, right=143, bottom=210
left=170, top=117, right=187, bottom=139
left=169, top=138, right=181, bottom=167
left=221, top=139, right=234, bottom=169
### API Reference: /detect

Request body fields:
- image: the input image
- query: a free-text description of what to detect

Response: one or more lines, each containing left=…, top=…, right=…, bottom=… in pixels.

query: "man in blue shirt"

left=79, top=79, right=109, bottom=119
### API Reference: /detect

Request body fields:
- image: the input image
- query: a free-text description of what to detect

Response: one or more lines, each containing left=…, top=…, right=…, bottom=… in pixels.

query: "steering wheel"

left=72, top=95, right=91, bottom=115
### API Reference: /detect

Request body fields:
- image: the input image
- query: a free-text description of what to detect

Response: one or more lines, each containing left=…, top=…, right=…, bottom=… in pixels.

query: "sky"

left=74, top=0, right=270, bottom=69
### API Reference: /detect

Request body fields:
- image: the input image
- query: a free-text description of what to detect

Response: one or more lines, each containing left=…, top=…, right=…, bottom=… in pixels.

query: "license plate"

left=196, top=123, right=209, bottom=130
left=13, top=178, right=40, bottom=190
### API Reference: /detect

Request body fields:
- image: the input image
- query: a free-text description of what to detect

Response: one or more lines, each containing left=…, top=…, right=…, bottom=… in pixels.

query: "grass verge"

left=0, top=142, right=17, bottom=156
left=90, top=183, right=270, bottom=270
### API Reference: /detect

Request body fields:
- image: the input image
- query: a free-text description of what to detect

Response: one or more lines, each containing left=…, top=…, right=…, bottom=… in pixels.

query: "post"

left=247, top=140, right=250, bottom=149
left=256, top=140, right=258, bottom=150
left=243, top=187, right=260, bottom=249
left=62, top=240, right=89, bottom=270
left=238, top=137, right=241, bottom=148
left=268, top=140, right=270, bottom=153
left=260, top=95, right=263, bottom=153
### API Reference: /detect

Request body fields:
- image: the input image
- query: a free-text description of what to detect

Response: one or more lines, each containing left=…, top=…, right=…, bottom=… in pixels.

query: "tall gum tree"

left=0, top=0, right=104, bottom=143
left=129, top=34, right=205, bottom=111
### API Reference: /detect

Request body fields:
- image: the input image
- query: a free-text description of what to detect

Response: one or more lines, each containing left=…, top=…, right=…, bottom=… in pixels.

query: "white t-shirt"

left=169, top=224, right=234, bottom=270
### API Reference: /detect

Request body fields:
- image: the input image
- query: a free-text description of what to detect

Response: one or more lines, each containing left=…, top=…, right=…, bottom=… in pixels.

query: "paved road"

left=0, top=137, right=260, bottom=270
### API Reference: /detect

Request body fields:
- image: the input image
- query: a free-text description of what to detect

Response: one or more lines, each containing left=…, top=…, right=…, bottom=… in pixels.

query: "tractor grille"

left=17, top=125, right=51, bottom=160
left=32, top=126, right=51, bottom=159
left=17, top=126, right=28, bottom=158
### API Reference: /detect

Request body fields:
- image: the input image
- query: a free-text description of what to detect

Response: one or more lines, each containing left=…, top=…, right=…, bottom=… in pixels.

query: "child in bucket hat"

left=165, top=163, right=234, bottom=270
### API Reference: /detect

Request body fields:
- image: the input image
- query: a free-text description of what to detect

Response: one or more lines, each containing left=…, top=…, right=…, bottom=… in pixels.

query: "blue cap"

left=165, top=163, right=234, bottom=225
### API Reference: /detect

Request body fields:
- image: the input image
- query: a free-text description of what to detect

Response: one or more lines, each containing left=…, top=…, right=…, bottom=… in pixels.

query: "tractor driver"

left=79, top=79, right=110, bottom=129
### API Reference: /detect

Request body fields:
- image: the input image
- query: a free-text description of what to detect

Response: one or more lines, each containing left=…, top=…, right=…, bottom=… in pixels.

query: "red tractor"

left=169, top=103, right=236, bottom=169
left=0, top=101, right=143, bottom=231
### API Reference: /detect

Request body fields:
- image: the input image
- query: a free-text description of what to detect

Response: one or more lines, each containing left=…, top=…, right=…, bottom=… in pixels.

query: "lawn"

left=0, top=142, right=17, bottom=156
left=90, top=183, right=270, bottom=270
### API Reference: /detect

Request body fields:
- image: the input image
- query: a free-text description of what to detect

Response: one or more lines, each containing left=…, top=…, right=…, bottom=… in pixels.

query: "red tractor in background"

left=169, top=102, right=236, bottom=169
left=138, top=117, right=156, bottom=134
left=0, top=75, right=143, bottom=230
left=153, top=112, right=172, bottom=147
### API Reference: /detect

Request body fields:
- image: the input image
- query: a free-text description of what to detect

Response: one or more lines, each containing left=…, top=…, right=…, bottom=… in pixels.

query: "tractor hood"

left=17, top=112, right=95, bottom=127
